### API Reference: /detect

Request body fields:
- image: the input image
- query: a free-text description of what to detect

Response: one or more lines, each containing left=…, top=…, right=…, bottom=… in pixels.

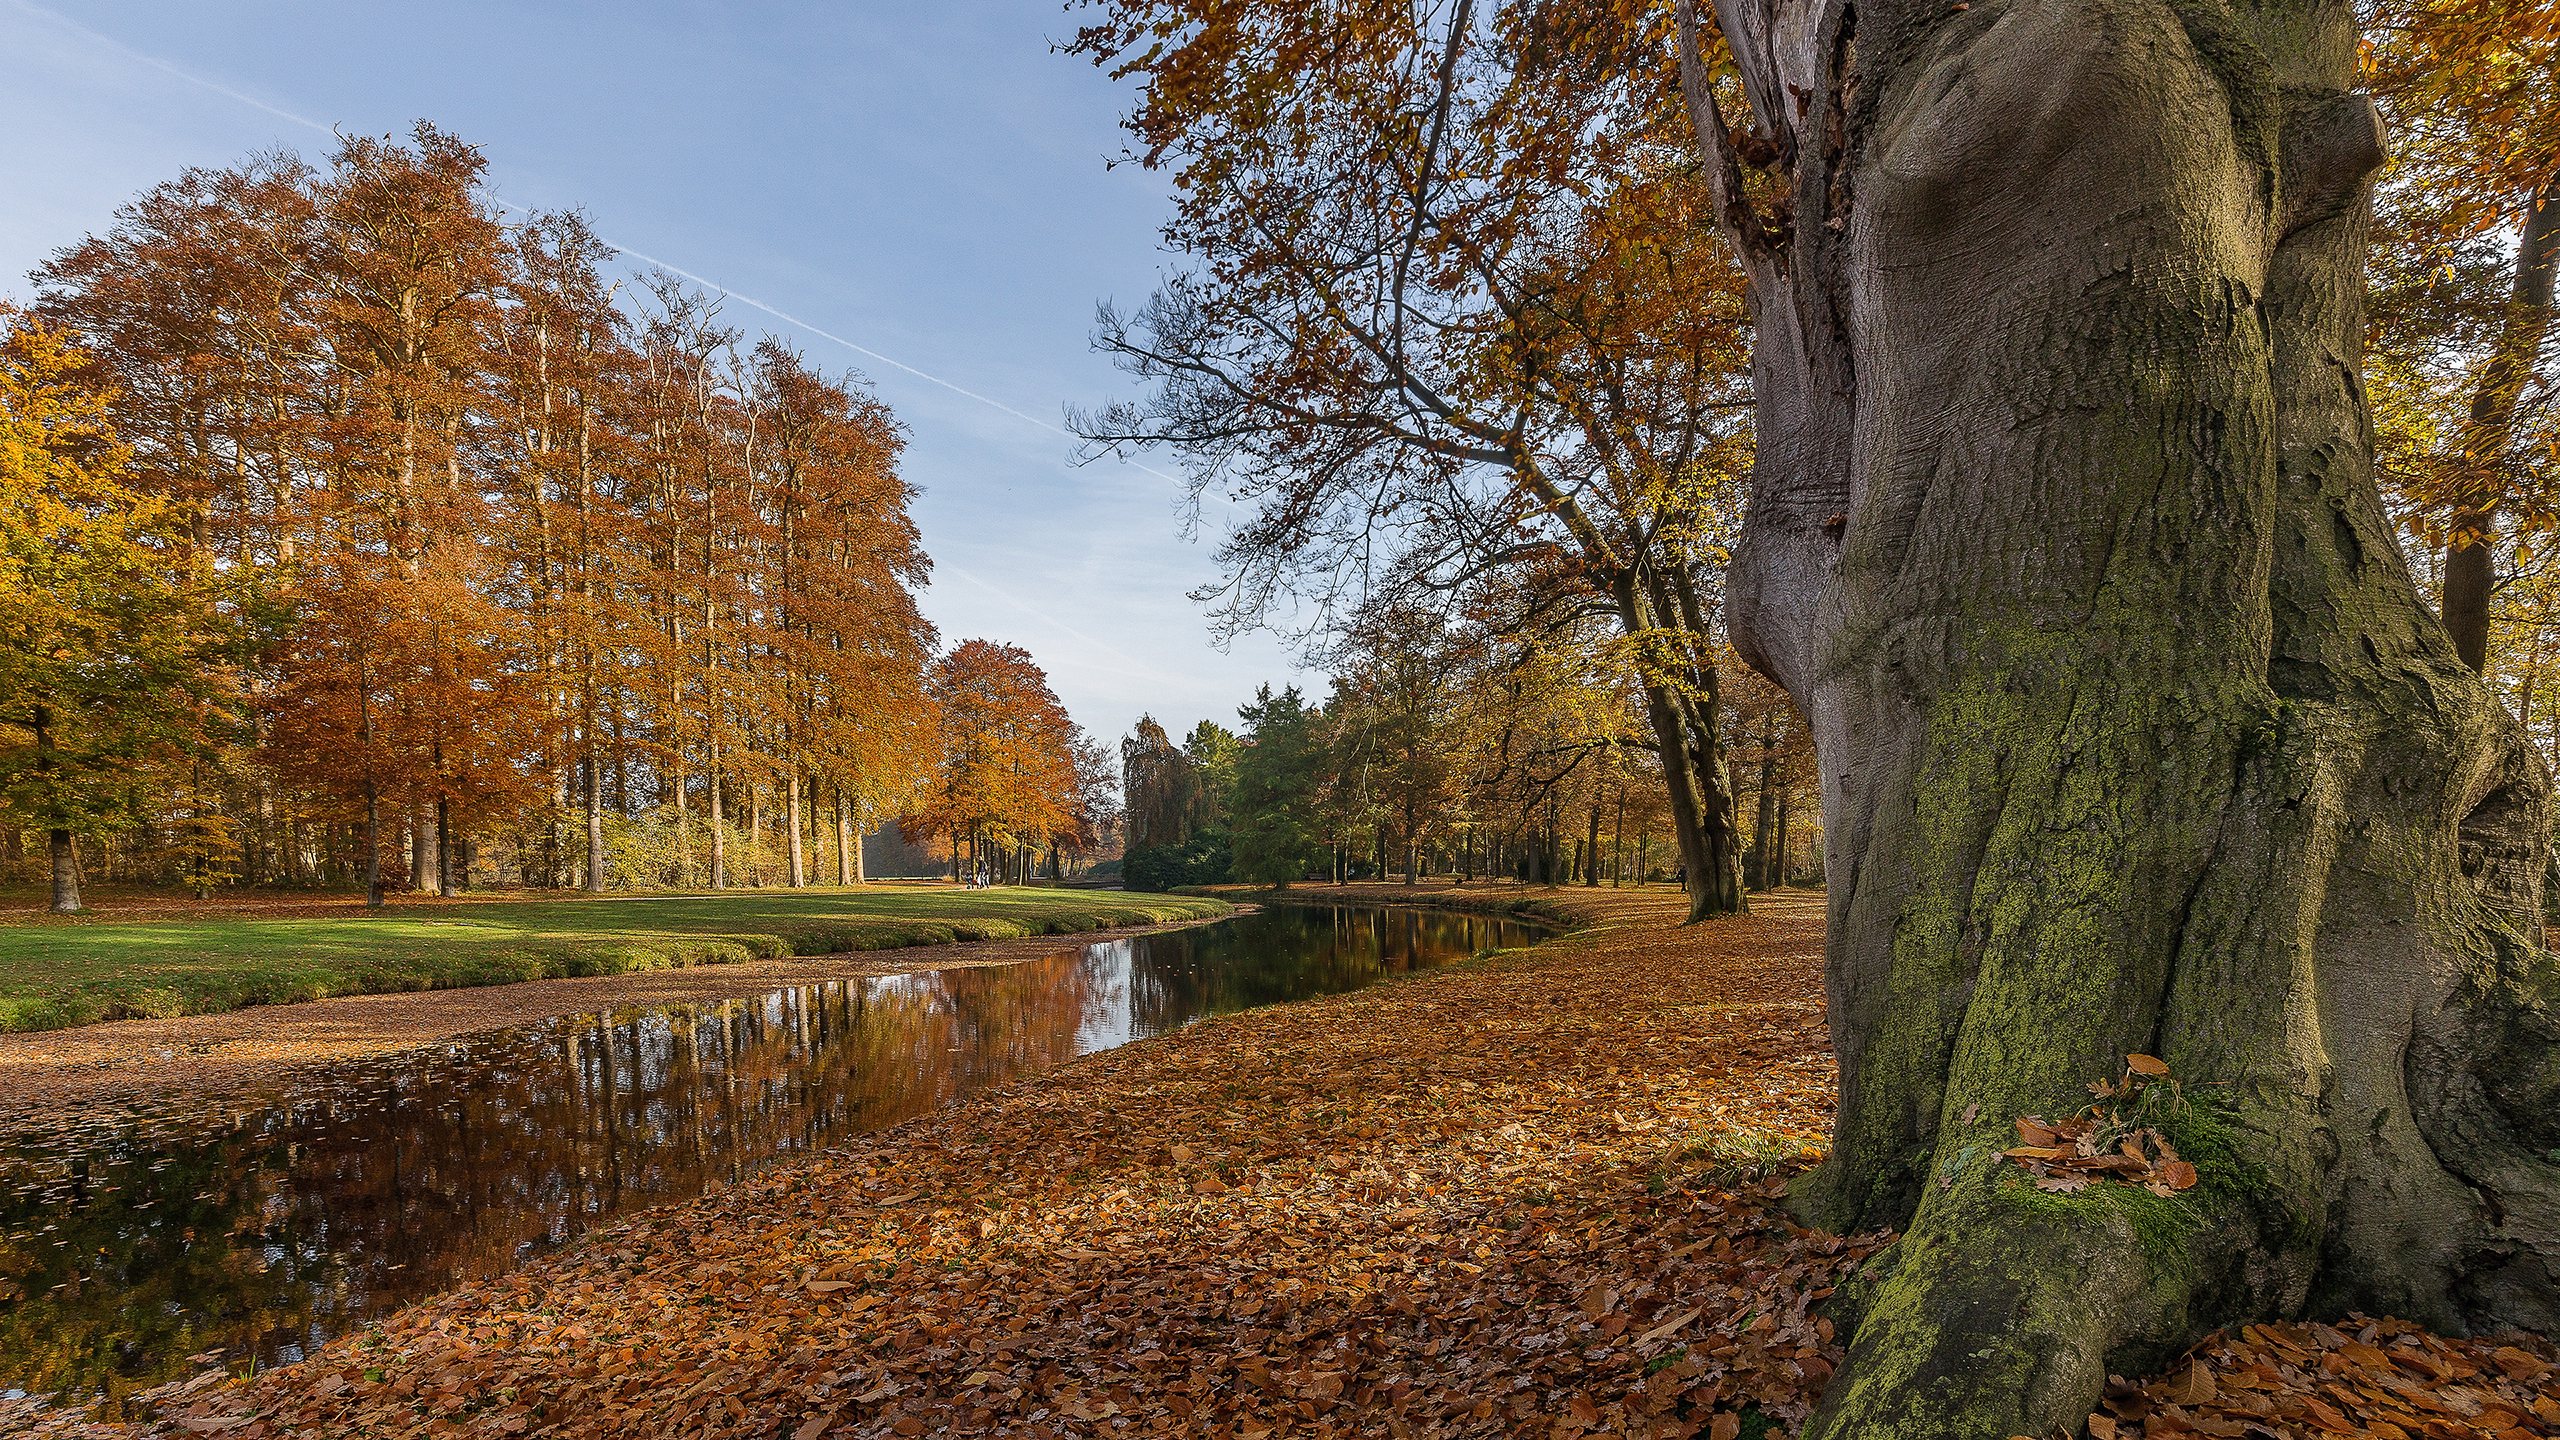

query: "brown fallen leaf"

left=791, top=1415, right=833, bottom=1440
left=2169, top=1357, right=2217, bottom=1406
left=1710, top=1414, right=1742, bottom=1440
left=2492, top=1345, right=2550, bottom=1381
left=2126, top=1053, right=2171, bottom=1076
left=2160, top=1159, right=2199, bottom=1190
left=1637, top=1307, right=1702, bottom=1345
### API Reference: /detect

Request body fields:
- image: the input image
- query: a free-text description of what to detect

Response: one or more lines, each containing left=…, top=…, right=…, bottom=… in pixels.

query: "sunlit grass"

left=0, top=887, right=1230, bottom=1032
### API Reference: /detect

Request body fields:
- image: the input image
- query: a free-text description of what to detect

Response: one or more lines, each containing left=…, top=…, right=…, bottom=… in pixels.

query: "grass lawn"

left=0, top=887, right=1230, bottom=1032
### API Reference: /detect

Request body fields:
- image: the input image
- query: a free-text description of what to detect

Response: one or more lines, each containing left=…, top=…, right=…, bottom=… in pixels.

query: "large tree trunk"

left=1682, top=0, right=2560, bottom=1433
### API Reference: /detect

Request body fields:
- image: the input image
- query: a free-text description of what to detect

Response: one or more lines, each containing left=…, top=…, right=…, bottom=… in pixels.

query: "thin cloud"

left=7, top=0, right=331, bottom=135
left=10, top=0, right=1186, bottom=487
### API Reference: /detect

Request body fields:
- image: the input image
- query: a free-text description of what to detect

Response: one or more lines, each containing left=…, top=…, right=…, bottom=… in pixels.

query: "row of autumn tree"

left=1120, top=592, right=1815, bottom=893
left=1, top=125, right=1112, bottom=909
left=1067, top=0, right=2556, bottom=920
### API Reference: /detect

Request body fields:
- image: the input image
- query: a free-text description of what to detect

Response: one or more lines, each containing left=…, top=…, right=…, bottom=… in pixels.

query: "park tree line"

left=1121, top=593, right=1815, bottom=894
left=0, top=124, right=1107, bottom=910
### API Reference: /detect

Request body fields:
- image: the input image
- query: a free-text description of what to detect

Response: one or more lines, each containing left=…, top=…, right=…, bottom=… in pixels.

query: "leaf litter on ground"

left=14, top=884, right=2559, bottom=1440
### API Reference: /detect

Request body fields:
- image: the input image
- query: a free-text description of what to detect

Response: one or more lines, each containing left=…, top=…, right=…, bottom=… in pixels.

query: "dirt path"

left=0, top=908, right=1244, bottom=1133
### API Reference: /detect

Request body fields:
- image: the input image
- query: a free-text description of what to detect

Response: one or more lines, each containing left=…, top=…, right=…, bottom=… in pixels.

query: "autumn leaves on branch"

left=2, top=123, right=1093, bottom=906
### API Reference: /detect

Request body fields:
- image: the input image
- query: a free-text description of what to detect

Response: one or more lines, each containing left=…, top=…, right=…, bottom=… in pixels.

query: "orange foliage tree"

left=903, top=641, right=1088, bottom=885
left=25, top=124, right=938, bottom=895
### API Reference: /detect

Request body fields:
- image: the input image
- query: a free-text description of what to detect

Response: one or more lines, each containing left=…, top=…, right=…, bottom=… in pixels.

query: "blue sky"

left=0, top=0, right=1308, bottom=747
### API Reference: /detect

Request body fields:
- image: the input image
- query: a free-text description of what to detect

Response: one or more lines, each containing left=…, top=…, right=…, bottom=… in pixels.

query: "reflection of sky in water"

left=0, top=905, right=1545, bottom=1404
left=1075, top=939, right=1139, bottom=1055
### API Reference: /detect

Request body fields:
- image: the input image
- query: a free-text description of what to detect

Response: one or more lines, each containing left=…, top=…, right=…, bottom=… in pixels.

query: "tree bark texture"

left=1682, top=0, right=2560, bottom=1433
left=47, top=829, right=79, bottom=915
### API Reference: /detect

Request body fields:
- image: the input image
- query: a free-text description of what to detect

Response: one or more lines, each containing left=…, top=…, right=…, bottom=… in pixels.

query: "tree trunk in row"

left=835, top=791, right=854, bottom=886
left=1615, top=569, right=1747, bottom=922
left=583, top=748, right=606, bottom=893
left=1682, top=0, right=2560, bottom=1432
left=2438, top=177, right=2560, bottom=673
left=709, top=761, right=727, bottom=890
left=32, top=704, right=80, bottom=914
left=1747, top=729, right=1780, bottom=890
left=786, top=770, right=807, bottom=889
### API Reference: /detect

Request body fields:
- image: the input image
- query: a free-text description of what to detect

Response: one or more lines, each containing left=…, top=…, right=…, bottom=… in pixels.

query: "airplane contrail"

left=7, top=0, right=1191, bottom=488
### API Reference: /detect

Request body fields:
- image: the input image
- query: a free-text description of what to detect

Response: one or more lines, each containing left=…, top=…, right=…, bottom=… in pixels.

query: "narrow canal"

left=0, top=903, right=1545, bottom=1405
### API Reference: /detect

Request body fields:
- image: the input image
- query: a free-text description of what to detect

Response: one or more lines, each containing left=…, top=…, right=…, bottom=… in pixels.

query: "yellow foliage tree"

left=0, top=309, right=238, bottom=910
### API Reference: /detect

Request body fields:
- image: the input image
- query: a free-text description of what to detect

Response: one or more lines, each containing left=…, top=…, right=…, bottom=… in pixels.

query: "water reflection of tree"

left=0, top=951, right=1104, bottom=1404
left=1121, top=907, right=1536, bottom=1035
left=0, top=905, right=1533, bottom=1405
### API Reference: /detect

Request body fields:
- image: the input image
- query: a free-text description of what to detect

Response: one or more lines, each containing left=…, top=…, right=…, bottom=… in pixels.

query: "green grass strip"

left=0, top=888, right=1232, bottom=1032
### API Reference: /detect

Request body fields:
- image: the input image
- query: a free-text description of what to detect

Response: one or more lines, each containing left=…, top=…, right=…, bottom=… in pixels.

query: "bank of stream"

left=0, top=903, right=1547, bottom=1408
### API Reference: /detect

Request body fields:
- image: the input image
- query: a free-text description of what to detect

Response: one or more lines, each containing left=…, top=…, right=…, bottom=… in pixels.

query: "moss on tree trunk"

left=1684, top=0, right=2560, bottom=1430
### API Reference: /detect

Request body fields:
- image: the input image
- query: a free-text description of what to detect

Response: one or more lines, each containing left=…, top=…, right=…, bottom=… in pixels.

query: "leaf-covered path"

left=31, top=885, right=2560, bottom=1440
left=55, top=885, right=1862, bottom=1439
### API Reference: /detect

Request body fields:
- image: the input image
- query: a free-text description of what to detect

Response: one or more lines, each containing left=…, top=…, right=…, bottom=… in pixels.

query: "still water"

left=0, top=903, right=1542, bottom=1404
